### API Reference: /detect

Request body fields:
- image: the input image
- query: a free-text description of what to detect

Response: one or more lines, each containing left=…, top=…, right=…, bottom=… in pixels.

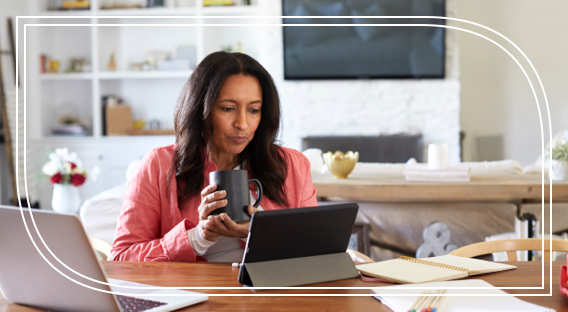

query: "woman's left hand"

left=202, top=205, right=258, bottom=238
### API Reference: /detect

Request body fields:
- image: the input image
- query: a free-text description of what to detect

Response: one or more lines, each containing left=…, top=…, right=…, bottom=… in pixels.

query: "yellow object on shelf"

left=323, top=151, right=359, bottom=179
left=48, top=59, right=60, bottom=73
left=61, top=0, right=90, bottom=9
left=203, top=0, right=234, bottom=6
left=132, top=120, right=146, bottom=130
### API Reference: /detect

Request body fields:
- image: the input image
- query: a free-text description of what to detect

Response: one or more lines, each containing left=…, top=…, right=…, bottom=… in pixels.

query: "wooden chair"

left=88, top=236, right=112, bottom=261
left=448, top=238, right=568, bottom=261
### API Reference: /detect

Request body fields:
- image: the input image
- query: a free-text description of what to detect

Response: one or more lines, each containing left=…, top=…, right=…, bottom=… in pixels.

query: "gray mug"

left=209, top=170, right=263, bottom=222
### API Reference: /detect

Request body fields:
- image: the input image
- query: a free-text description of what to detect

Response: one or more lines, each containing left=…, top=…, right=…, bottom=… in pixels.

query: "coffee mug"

left=209, top=170, right=263, bottom=222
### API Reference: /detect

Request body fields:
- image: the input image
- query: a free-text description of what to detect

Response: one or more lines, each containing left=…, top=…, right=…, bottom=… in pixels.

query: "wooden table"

left=1, top=261, right=567, bottom=311
left=312, top=174, right=568, bottom=203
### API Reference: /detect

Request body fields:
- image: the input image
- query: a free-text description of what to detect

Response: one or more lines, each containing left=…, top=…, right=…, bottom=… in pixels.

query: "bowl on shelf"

left=323, top=151, right=359, bottom=179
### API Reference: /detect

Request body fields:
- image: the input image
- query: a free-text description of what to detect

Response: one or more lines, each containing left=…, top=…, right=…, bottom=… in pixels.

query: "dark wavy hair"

left=168, top=51, right=288, bottom=208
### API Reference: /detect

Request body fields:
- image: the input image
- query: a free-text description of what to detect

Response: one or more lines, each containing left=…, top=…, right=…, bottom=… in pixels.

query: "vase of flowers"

left=42, top=148, right=87, bottom=214
left=550, top=139, right=568, bottom=181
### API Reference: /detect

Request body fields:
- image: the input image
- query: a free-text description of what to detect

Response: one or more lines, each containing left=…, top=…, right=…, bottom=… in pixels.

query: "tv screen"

left=282, top=0, right=446, bottom=80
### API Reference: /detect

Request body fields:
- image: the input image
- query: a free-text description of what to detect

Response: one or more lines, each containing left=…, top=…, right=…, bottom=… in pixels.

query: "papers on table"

left=371, top=280, right=554, bottom=312
left=404, top=164, right=471, bottom=182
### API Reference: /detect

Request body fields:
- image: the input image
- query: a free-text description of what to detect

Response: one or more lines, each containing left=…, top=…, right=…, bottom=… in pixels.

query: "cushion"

left=79, top=183, right=126, bottom=244
left=79, top=159, right=141, bottom=244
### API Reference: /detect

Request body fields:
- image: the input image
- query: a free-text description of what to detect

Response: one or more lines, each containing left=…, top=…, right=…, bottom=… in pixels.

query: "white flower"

left=48, top=152, right=64, bottom=172
left=42, top=161, right=59, bottom=176
left=43, top=147, right=87, bottom=185
left=67, top=152, right=82, bottom=168
left=71, top=167, right=84, bottom=175
left=54, top=147, right=69, bottom=161
left=63, top=162, right=72, bottom=175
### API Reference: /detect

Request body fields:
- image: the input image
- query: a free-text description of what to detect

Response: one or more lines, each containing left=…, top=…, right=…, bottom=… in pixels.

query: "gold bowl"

left=323, top=151, right=359, bottom=179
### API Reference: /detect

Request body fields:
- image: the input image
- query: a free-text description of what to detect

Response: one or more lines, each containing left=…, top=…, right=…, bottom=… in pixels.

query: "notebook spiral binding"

left=399, top=256, right=468, bottom=273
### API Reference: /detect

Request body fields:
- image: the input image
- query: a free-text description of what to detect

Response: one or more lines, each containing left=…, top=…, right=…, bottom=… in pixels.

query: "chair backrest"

left=88, top=236, right=112, bottom=261
left=448, top=238, right=568, bottom=261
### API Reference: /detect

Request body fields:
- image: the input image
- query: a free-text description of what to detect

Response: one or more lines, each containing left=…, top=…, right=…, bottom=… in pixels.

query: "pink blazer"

left=111, top=144, right=318, bottom=262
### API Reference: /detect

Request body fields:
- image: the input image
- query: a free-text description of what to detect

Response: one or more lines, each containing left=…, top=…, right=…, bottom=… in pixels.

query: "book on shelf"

left=51, top=124, right=87, bottom=136
left=60, top=0, right=90, bottom=10
left=356, top=255, right=516, bottom=284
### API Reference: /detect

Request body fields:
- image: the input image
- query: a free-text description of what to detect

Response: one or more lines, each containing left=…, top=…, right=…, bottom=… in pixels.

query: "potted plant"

left=42, top=148, right=88, bottom=214
left=550, top=140, right=568, bottom=181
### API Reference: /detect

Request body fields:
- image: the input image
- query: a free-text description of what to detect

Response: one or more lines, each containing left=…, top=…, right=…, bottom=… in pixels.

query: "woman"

left=110, top=51, right=318, bottom=262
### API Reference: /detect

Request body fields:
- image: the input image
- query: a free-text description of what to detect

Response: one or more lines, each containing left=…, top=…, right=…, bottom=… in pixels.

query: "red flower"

left=50, top=173, right=62, bottom=184
left=71, top=174, right=86, bottom=186
left=69, top=162, right=77, bottom=170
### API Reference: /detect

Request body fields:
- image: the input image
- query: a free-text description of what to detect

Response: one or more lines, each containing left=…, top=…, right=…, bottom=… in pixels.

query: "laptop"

left=0, top=205, right=208, bottom=312
left=238, top=203, right=360, bottom=287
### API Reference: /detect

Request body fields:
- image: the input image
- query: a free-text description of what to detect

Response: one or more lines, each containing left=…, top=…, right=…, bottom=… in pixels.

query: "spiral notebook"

left=356, top=255, right=516, bottom=284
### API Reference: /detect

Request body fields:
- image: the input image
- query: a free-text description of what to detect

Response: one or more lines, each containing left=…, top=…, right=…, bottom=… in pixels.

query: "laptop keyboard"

left=116, top=295, right=167, bottom=312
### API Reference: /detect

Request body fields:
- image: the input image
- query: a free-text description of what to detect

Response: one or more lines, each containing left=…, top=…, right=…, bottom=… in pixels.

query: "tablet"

left=238, top=203, right=359, bottom=286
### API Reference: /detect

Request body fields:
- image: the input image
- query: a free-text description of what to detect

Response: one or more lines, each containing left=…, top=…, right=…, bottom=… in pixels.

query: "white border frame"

left=15, top=15, right=553, bottom=297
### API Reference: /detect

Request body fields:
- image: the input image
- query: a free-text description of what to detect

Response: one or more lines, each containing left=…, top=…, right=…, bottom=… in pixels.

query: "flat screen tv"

left=282, top=0, right=446, bottom=80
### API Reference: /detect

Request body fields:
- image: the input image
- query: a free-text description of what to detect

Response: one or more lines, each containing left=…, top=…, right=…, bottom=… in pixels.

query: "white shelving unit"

left=98, top=70, right=193, bottom=79
left=26, top=0, right=266, bottom=208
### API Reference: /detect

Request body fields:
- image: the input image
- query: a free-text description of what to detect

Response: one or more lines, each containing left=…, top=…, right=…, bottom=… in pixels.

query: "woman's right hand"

left=198, top=183, right=227, bottom=221
left=197, top=184, right=227, bottom=242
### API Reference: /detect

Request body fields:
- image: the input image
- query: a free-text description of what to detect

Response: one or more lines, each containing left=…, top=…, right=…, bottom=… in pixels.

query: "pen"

left=429, top=290, right=448, bottom=312
left=419, top=293, right=436, bottom=312
left=409, top=290, right=446, bottom=312
left=408, top=292, right=429, bottom=312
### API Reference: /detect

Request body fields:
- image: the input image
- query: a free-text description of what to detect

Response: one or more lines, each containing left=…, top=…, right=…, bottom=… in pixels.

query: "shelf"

left=38, top=10, right=93, bottom=16
left=40, top=73, right=93, bottom=81
left=95, top=5, right=258, bottom=17
left=97, top=7, right=197, bottom=16
left=98, top=70, right=193, bottom=80
left=127, top=129, right=175, bottom=135
left=202, top=5, right=259, bottom=16
left=31, top=135, right=175, bottom=145
left=40, top=71, right=192, bottom=81
left=37, top=5, right=259, bottom=17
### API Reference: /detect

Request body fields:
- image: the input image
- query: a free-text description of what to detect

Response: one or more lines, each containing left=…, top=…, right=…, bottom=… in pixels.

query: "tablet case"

left=238, top=203, right=360, bottom=287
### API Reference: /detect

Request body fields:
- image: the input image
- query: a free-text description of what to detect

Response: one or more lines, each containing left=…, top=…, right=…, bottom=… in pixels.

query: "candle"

left=428, top=143, right=449, bottom=169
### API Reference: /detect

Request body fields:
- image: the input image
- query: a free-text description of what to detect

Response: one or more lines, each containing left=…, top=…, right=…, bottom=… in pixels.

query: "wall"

left=0, top=1, right=28, bottom=205
left=258, top=0, right=462, bottom=164
left=458, top=0, right=568, bottom=166
left=0, top=1, right=26, bottom=87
